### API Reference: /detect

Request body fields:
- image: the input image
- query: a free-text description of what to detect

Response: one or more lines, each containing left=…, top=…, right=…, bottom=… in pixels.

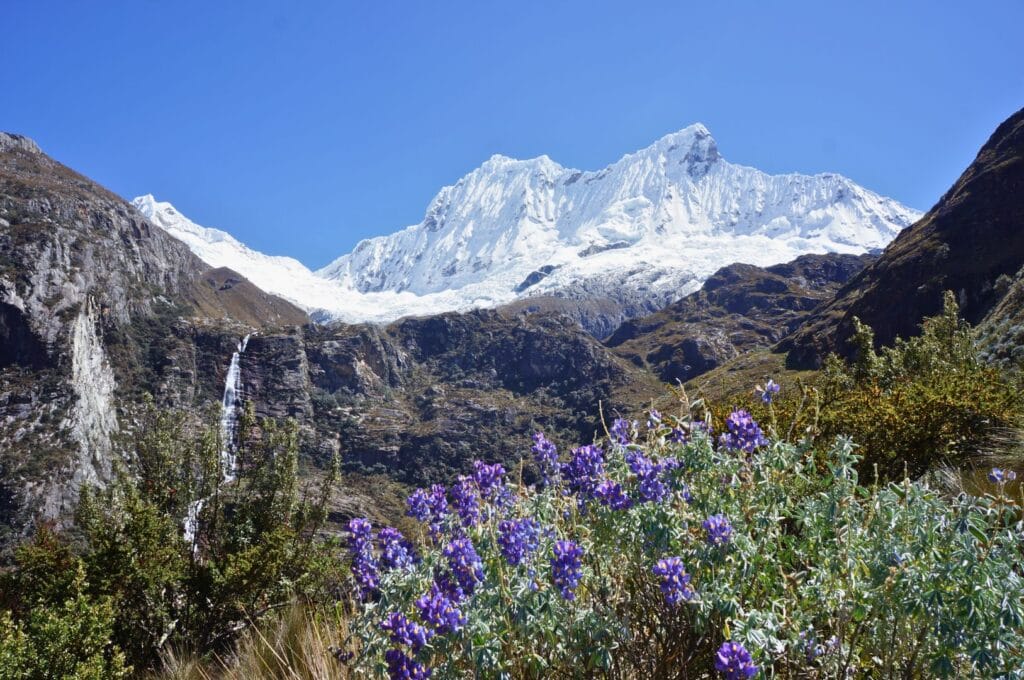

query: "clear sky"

left=2, top=1, right=1022, bottom=268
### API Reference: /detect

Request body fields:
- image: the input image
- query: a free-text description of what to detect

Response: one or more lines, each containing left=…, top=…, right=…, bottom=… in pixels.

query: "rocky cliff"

left=783, top=108, right=1024, bottom=366
left=0, top=133, right=307, bottom=539
left=603, top=253, right=873, bottom=383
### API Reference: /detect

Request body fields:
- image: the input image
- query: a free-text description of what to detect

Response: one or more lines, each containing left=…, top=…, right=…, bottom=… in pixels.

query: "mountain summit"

left=136, top=124, right=921, bottom=333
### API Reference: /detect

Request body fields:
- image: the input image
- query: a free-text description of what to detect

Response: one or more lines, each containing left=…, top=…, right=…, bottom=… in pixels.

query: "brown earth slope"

left=783, top=107, right=1024, bottom=366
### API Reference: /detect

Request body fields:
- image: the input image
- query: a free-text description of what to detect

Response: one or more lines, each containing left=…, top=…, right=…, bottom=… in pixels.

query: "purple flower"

left=384, top=649, right=432, bottom=679
left=718, top=409, right=767, bottom=454
left=610, top=418, right=635, bottom=445
left=626, top=451, right=673, bottom=503
left=443, top=537, right=485, bottom=595
left=714, top=640, right=758, bottom=679
left=433, top=569, right=465, bottom=602
left=347, top=518, right=379, bottom=598
left=756, top=379, right=780, bottom=404
left=472, top=461, right=506, bottom=501
left=531, top=432, right=560, bottom=485
left=988, top=467, right=1017, bottom=483
left=550, top=540, right=584, bottom=600
left=450, top=477, right=481, bottom=527
left=703, top=514, right=733, bottom=547
left=652, top=557, right=694, bottom=606
left=669, top=427, right=687, bottom=443
left=415, top=582, right=466, bottom=634
left=647, top=409, right=662, bottom=429
left=406, top=484, right=448, bottom=529
left=561, top=444, right=605, bottom=498
left=347, top=517, right=373, bottom=553
left=381, top=612, right=433, bottom=652
left=595, top=479, right=633, bottom=510
left=498, top=517, right=541, bottom=566
left=379, top=527, right=417, bottom=570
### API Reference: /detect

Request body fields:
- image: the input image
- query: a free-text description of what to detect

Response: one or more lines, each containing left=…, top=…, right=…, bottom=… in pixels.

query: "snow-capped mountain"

left=134, top=123, right=922, bottom=330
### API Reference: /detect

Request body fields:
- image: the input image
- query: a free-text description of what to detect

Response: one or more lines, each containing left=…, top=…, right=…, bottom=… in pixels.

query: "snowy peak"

left=317, top=122, right=920, bottom=303
left=137, top=122, right=922, bottom=333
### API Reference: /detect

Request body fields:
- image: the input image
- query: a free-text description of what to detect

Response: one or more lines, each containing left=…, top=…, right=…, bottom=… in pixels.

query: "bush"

left=1, top=401, right=340, bottom=671
left=729, top=292, right=1024, bottom=480
left=814, top=292, right=1024, bottom=478
left=337, top=407, right=1024, bottom=678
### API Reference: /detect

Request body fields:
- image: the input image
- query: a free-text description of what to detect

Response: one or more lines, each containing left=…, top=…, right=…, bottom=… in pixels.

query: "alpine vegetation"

left=338, top=402, right=1024, bottom=678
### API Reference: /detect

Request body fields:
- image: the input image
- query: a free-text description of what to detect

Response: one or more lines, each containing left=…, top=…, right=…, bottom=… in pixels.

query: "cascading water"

left=218, top=333, right=251, bottom=482
left=183, top=333, right=253, bottom=547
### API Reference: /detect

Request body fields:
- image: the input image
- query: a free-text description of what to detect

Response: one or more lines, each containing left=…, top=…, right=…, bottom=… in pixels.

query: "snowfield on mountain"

left=134, top=123, right=921, bottom=325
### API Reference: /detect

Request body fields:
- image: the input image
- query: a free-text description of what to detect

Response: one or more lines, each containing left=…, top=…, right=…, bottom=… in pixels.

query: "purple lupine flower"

left=703, top=514, right=734, bottom=547
left=384, top=649, right=432, bottom=679
left=639, top=473, right=670, bottom=503
left=550, top=540, right=584, bottom=600
left=450, top=477, right=481, bottom=527
left=595, top=478, right=633, bottom=510
left=406, top=488, right=433, bottom=522
left=756, top=379, right=780, bottom=404
left=714, top=640, right=758, bottom=678
left=531, top=432, right=560, bottom=485
left=472, top=461, right=506, bottom=501
left=443, top=537, right=485, bottom=595
left=610, top=418, right=635, bottom=445
left=669, top=427, right=687, bottom=443
left=498, top=517, right=541, bottom=566
left=647, top=409, right=662, bottom=429
left=652, top=557, right=694, bottom=606
left=626, top=451, right=674, bottom=503
left=561, top=444, right=605, bottom=498
left=988, top=467, right=1017, bottom=483
left=347, top=518, right=380, bottom=598
left=415, top=582, right=467, bottom=634
left=381, top=612, right=433, bottom=652
left=434, top=569, right=465, bottom=602
left=718, top=409, right=768, bottom=454
left=379, top=527, right=417, bottom=570
left=351, top=553, right=380, bottom=597
left=407, top=485, right=448, bottom=526
left=347, top=517, right=373, bottom=553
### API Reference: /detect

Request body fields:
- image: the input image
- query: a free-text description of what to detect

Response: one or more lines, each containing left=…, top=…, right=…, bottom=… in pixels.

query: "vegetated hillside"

left=604, top=253, right=873, bottom=384
left=976, top=261, right=1024, bottom=366
left=299, top=309, right=663, bottom=485
left=0, top=132, right=307, bottom=539
left=784, top=107, right=1024, bottom=366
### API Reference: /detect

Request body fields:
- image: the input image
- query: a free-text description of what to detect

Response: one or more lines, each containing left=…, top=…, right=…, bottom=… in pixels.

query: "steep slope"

left=784, top=108, right=1024, bottom=366
left=603, top=253, right=873, bottom=384
left=299, top=309, right=662, bottom=485
left=0, top=132, right=306, bottom=536
left=137, top=124, right=919, bottom=335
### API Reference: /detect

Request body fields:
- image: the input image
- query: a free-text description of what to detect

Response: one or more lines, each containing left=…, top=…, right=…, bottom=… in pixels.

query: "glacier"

left=133, top=123, right=921, bottom=327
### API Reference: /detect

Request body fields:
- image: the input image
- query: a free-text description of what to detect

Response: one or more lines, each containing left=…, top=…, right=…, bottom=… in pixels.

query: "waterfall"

left=183, top=333, right=253, bottom=547
left=218, top=333, right=251, bottom=482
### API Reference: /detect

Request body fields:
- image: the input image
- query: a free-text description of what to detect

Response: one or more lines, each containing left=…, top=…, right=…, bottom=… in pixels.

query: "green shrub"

left=1, top=402, right=340, bottom=671
left=339, top=410, right=1024, bottom=678
left=0, top=582, right=130, bottom=679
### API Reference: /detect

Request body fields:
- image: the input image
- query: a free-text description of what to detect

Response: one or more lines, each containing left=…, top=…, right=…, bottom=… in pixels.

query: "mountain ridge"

left=135, top=123, right=920, bottom=335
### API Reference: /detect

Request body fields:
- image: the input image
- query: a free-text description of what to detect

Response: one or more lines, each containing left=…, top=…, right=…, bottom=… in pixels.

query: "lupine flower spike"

left=714, top=640, right=758, bottom=678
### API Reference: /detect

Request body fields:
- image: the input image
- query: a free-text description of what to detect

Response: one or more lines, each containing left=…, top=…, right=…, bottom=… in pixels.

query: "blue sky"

left=2, top=1, right=1022, bottom=268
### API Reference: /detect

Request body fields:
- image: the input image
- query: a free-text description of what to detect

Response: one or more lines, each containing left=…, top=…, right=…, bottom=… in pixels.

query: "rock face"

left=604, top=253, right=873, bottom=383
left=297, top=310, right=661, bottom=485
left=0, top=133, right=307, bottom=537
left=0, top=131, right=665, bottom=541
left=784, top=107, right=1024, bottom=366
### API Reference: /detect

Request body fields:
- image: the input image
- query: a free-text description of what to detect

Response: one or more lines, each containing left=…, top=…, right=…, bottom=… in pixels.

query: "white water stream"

left=183, top=333, right=253, bottom=547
